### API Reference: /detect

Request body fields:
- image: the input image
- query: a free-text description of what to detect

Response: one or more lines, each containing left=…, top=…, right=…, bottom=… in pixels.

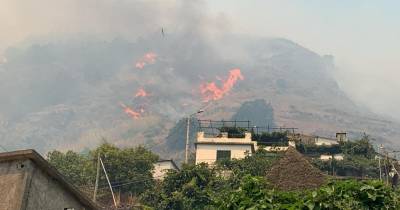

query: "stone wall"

left=0, top=159, right=30, bottom=210
left=24, top=161, right=88, bottom=210
left=0, top=158, right=92, bottom=210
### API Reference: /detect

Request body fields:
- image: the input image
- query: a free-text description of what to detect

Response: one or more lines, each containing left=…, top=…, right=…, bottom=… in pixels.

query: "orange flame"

left=119, top=103, right=141, bottom=119
left=200, top=68, right=244, bottom=102
left=135, top=52, right=157, bottom=69
left=135, top=88, right=148, bottom=97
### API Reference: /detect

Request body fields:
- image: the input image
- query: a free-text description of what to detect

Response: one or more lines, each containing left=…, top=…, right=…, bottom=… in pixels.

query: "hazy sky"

left=206, top=0, right=400, bottom=119
left=1, top=0, right=400, bottom=119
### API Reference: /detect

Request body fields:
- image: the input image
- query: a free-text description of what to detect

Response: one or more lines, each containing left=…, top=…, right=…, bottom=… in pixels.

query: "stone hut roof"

left=266, top=146, right=326, bottom=191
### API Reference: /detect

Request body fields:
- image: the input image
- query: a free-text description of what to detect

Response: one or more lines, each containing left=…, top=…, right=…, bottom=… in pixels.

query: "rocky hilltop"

left=0, top=36, right=398, bottom=159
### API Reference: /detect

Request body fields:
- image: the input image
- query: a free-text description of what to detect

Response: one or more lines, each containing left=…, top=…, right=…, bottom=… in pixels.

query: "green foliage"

left=304, top=180, right=400, bottom=209
left=296, top=143, right=341, bottom=155
left=91, top=143, right=158, bottom=194
left=218, top=127, right=247, bottom=138
left=213, top=177, right=400, bottom=210
left=47, top=150, right=95, bottom=186
left=340, top=134, right=376, bottom=158
left=313, top=156, right=379, bottom=177
left=304, top=135, right=380, bottom=178
left=212, top=175, right=303, bottom=210
left=47, top=142, right=158, bottom=196
left=252, top=131, right=289, bottom=146
left=141, top=163, right=226, bottom=210
left=140, top=145, right=399, bottom=209
left=297, top=134, right=376, bottom=157
left=216, top=148, right=279, bottom=187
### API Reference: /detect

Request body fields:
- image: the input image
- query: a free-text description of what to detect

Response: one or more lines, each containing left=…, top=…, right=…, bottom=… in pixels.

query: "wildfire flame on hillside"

left=200, top=68, right=244, bottom=102
left=135, top=88, right=148, bottom=97
left=119, top=102, right=141, bottom=119
left=135, top=52, right=157, bottom=69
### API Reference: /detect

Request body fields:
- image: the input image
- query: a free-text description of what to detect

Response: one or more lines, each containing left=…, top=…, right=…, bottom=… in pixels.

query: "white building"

left=195, top=131, right=257, bottom=165
left=314, top=136, right=339, bottom=146
left=153, top=159, right=179, bottom=180
left=194, top=130, right=348, bottom=165
left=314, top=132, right=347, bottom=146
left=320, top=154, right=344, bottom=161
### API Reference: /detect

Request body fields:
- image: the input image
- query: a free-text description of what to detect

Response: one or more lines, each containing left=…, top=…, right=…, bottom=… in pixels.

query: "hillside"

left=0, top=35, right=399, bottom=160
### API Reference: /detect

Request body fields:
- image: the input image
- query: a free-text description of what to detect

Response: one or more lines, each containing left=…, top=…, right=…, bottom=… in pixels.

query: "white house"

left=314, top=132, right=347, bottom=146
left=194, top=130, right=348, bottom=165
left=153, top=159, right=179, bottom=180
left=195, top=131, right=257, bottom=165
left=314, top=136, right=339, bottom=146
left=320, top=154, right=344, bottom=161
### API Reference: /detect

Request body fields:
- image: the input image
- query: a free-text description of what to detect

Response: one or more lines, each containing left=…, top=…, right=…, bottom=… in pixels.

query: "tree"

left=47, top=150, right=94, bottom=186
left=308, top=135, right=379, bottom=178
left=47, top=143, right=158, bottom=197
left=141, top=163, right=226, bottom=210
left=215, top=148, right=279, bottom=188
left=90, top=143, right=158, bottom=195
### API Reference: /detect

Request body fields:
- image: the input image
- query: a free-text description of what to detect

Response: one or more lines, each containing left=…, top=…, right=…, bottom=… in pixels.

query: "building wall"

left=320, top=154, right=344, bottom=161
left=197, top=132, right=253, bottom=143
left=264, top=146, right=289, bottom=152
left=24, top=160, right=89, bottom=210
left=195, top=144, right=253, bottom=165
left=315, top=137, right=339, bottom=146
left=0, top=159, right=30, bottom=210
left=153, top=161, right=177, bottom=180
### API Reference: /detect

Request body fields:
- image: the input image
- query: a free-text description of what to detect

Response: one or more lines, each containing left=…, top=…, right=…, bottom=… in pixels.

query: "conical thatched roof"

left=266, top=147, right=326, bottom=191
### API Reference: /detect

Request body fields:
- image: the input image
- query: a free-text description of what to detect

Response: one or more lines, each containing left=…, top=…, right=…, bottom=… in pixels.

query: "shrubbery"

left=141, top=146, right=400, bottom=210
left=298, top=134, right=381, bottom=178
left=213, top=176, right=400, bottom=210
left=141, top=163, right=400, bottom=210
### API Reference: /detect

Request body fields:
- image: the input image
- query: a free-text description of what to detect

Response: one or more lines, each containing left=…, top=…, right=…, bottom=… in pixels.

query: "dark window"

left=216, top=150, right=231, bottom=161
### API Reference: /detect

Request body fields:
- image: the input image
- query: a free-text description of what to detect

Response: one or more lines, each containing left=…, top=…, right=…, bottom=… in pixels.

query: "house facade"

left=195, top=131, right=257, bottom=165
left=194, top=128, right=348, bottom=165
left=0, top=150, right=98, bottom=210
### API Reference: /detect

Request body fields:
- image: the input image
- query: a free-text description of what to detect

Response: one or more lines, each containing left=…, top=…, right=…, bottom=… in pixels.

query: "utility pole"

left=385, top=151, right=390, bottom=185
left=185, top=110, right=204, bottom=164
left=100, top=157, right=117, bottom=208
left=185, top=117, right=190, bottom=164
left=379, top=144, right=383, bottom=181
left=93, top=153, right=101, bottom=202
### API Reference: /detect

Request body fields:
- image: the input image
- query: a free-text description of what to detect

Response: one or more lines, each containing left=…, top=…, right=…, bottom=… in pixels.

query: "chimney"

left=336, top=132, right=347, bottom=142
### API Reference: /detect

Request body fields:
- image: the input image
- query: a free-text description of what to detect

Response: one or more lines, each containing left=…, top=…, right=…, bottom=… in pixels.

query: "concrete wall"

left=0, top=159, right=30, bottom=210
left=264, top=146, right=289, bottom=152
left=195, top=144, right=252, bottom=165
left=315, top=137, right=339, bottom=146
left=0, top=159, right=90, bottom=210
left=153, top=161, right=177, bottom=180
left=320, top=154, right=344, bottom=161
left=25, top=160, right=87, bottom=210
left=197, top=132, right=253, bottom=143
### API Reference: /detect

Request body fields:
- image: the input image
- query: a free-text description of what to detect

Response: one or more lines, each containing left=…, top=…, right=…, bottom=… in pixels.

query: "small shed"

left=153, top=159, right=179, bottom=180
left=0, top=149, right=99, bottom=210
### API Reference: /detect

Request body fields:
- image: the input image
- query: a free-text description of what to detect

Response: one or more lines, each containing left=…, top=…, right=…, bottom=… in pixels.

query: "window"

left=216, top=150, right=231, bottom=161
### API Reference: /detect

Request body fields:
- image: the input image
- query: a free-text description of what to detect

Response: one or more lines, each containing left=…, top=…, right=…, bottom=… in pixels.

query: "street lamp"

left=185, top=110, right=204, bottom=164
